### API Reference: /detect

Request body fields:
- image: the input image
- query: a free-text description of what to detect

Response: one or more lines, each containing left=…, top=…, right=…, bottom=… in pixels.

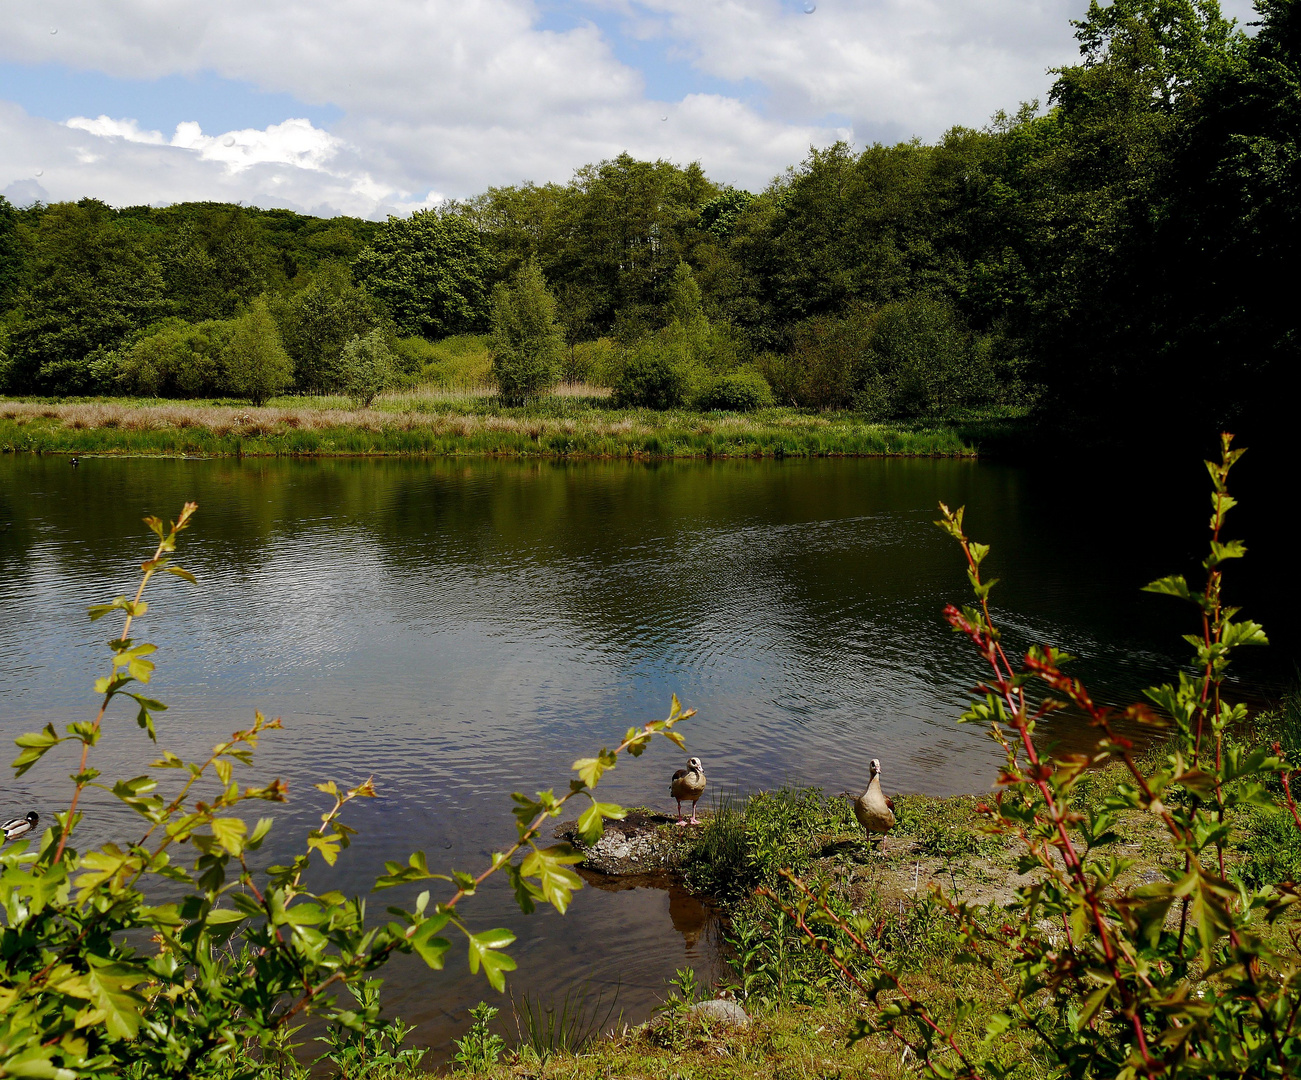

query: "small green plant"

left=452, top=1002, right=505, bottom=1072
left=511, top=981, right=622, bottom=1062
left=313, top=981, right=427, bottom=1079
left=658, top=966, right=702, bottom=1019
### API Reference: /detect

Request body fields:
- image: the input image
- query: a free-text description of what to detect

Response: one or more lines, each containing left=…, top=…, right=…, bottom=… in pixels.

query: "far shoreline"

left=0, top=393, right=1017, bottom=460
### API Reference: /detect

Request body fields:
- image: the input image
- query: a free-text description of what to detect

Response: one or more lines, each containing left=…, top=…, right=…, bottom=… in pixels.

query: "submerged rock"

left=554, top=810, right=690, bottom=875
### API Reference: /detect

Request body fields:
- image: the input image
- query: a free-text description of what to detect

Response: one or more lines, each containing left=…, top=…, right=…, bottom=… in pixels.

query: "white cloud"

left=6, top=0, right=1255, bottom=213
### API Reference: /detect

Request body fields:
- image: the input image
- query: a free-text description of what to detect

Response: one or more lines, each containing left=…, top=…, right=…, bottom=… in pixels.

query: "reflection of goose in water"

left=854, top=758, right=896, bottom=851
left=668, top=883, right=711, bottom=950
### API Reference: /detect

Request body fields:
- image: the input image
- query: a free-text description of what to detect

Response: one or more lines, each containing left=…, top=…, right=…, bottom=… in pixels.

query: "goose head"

left=869, top=758, right=882, bottom=780
left=687, top=757, right=703, bottom=773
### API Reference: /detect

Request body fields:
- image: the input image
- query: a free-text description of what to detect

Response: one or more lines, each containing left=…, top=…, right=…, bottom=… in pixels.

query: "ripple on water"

left=2, top=455, right=1241, bottom=1057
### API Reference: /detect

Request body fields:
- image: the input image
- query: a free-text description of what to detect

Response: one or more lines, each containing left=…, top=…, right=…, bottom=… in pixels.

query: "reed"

left=0, top=396, right=977, bottom=458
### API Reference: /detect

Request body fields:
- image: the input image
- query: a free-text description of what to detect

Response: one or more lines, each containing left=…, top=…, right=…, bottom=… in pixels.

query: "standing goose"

left=2, top=811, right=38, bottom=844
left=854, top=759, right=895, bottom=850
left=670, top=757, right=706, bottom=826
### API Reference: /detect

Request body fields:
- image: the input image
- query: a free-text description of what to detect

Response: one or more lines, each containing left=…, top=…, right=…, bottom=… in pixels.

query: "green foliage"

left=0, top=194, right=22, bottom=309
left=489, top=260, right=564, bottom=405
left=114, top=319, right=234, bottom=398
left=784, top=297, right=989, bottom=416
left=0, top=506, right=694, bottom=1078
left=312, top=981, right=427, bottom=1079
left=453, top=1003, right=505, bottom=1072
left=892, top=795, right=1001, bottom=860
left=682, top=788, right=853, bottom=899
left=164, top=206, right=277, bottom=321
left=276, top=263, right=387, bottom=393
left=511, top=981, right=622, bottom=1062
left=340, top=329, right=396, bottom=408
left=777, top=435, right=1301, bottom=1078
left=3, top=199, right=168, bottom=395
left=224, top=297, right=295, bottom=405
left=353, top=211, right=492, bottom=340
left=611, top=337, right=690, bottom=410
left=693, top=367, right=773, bottom=412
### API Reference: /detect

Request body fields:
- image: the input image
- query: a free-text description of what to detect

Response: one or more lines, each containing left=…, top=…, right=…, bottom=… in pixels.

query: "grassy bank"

left=0, top=393, right=983, bottom=458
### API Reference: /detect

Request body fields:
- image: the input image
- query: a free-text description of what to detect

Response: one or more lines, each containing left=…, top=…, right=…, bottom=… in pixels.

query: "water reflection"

left=0, top=454, right=1284, bottom=1057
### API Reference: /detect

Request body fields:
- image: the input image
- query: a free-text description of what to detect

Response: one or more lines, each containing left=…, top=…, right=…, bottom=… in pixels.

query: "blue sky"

left=0, top=0, right=1259, bottom=218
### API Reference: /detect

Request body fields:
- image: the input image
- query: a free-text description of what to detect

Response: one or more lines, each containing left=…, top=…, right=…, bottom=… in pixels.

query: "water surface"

left=0, top=455, right=1280, bottom=1054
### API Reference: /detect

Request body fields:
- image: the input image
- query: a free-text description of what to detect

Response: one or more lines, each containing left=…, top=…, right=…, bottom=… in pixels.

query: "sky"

left=0, top=0, right=1259, bottom=220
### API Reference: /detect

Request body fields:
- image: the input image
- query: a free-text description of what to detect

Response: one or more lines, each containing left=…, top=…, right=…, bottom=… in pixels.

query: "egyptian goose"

left=670, top=757, right=706, bottom=826
left=2, top=811, right=38, bottom=844
left=854, top=759, right=895, bottom=849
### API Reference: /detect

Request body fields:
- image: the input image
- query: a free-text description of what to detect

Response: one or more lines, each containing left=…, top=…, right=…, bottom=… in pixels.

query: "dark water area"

left=0, top=454, right=1291, bottom=1058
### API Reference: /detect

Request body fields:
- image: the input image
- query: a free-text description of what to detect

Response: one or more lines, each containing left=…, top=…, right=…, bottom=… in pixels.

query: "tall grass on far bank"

left=0, top=397, right=977, bottom=458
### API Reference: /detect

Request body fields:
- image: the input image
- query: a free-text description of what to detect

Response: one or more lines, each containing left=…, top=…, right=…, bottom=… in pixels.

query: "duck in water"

left=670, top=757, right=706, bottom=826
left=2, top=811, right=38, bottom=844
left=854, top=758, right=896, bottom=851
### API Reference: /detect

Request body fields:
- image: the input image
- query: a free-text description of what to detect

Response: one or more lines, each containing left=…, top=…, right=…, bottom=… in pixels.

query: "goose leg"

left=689, top=799, right=700, bottom=826
left=676, top=798, right=685, bottom=826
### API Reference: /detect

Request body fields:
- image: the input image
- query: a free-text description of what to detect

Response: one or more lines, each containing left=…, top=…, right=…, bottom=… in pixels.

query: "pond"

left=0, top=454, right=1284, bottom=1057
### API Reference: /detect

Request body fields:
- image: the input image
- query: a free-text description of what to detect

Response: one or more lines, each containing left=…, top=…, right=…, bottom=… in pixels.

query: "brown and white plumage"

left=853, top=759, right=895, bottom=849
left=670, top=757, right=706, bottom=826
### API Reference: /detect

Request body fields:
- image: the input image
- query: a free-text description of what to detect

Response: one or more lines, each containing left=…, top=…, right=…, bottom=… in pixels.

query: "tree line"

left=1, top=0, right=1297, bottom=445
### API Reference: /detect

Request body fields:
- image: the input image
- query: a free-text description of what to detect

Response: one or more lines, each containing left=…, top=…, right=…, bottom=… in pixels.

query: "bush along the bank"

left=772, top=435, right=1301, bottom=1078
left=0, top=504, right=694, bottom=1079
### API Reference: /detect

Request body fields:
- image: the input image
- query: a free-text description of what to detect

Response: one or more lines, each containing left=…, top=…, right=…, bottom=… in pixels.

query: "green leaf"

left=210, top=817, right=248, bottom=856
left=1142, top=575, right=1191, bottom=600
left=519, top=845, right=584, bottom=914
left=411, top=915, right=451, bottom=968
left=575, top=800, right=626, bottom=847
left=468, top=929, right=517, bottom=992
left=12, top=723, right=61, bottom=777
left=85, top=957, right=147, bottom=1041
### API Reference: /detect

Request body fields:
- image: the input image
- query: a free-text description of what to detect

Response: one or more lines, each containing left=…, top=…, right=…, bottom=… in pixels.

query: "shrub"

left=115, top=319, right=233, bottom=398
left=776, top=435, right=1301, bottom=1078
left=611, top=337, right=689, bottom=409
left=693, top=367, right=773, bottom=411
left=340, top=328, right=396, bottom=407
left=0, top=505, right=694, bottom=1078
left=490, top=260, right=564, bottom=405
left=566, top=337, right=621, bottom=386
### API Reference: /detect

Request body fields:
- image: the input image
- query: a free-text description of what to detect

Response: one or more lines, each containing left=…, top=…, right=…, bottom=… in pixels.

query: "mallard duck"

left=2, top=811, right=38, bottom=843
left=670, top=757, right=706, bottom=826
left=853, top=759, right=895, bottom=850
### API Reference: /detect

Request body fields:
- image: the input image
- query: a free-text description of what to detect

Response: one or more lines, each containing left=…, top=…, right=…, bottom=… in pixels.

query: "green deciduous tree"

left=340, top=328, right=397, bottom=408
left=353, top=211, right=492, bottom=339
left=223, top=297, right=294, bottom=405
left=276, top=262, right=387, bottom=393
left=2, top=199, right=168, bottom=395
left=489, top=259, right=564, bottom=405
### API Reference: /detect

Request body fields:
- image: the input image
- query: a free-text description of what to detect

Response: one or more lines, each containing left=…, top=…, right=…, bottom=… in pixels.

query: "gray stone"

left=688, top=999, right=749, bottom=1027
left=554, top=810, right=689, bottom=875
